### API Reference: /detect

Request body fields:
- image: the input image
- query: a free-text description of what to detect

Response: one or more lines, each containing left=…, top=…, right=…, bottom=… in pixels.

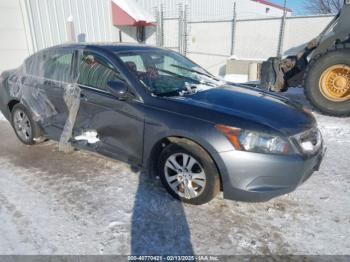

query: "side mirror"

left=106, top=80, right=130, bottom=100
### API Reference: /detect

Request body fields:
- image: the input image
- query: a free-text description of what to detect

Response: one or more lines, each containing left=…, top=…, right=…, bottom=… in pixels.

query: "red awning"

left=111, top=0, right=155, bottom=26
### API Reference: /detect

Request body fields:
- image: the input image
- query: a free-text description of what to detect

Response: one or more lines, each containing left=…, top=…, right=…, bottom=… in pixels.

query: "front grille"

left=291, top=128, right=323, bottom=155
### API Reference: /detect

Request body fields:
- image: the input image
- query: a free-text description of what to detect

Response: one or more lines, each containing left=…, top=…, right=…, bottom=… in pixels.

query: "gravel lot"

left=0, top=90, right=349, bottom=255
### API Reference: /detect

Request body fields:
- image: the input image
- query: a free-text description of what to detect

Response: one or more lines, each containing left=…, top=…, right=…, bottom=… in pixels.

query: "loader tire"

left=304, top=44, right=350, bottom=117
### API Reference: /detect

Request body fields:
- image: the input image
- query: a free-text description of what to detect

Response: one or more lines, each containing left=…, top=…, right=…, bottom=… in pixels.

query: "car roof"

left=44, top=43, right=166, bottom=53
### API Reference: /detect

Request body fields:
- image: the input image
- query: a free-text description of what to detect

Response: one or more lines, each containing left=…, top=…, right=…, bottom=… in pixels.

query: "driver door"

left=73, top=50, right=145, bottom=165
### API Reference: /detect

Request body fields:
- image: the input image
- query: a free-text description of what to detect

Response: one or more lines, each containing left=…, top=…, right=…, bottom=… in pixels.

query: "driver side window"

left=78, top=51, right=124, bottom=92
left=119, top=54, right=146, bottom=73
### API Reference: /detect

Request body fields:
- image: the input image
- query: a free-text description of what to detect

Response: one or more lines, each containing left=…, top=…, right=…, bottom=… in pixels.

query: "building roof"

left=111, top=0, right=155, bottom=26
left=252, top=0, right=293, bottom=12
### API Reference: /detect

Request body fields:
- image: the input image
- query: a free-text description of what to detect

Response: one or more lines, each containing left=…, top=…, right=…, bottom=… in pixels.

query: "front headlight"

left=216, top=125, right=291, bottom=155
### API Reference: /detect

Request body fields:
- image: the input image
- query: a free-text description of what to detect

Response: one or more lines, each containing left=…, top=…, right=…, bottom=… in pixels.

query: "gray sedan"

left=0, top=43, right=325, bottom=205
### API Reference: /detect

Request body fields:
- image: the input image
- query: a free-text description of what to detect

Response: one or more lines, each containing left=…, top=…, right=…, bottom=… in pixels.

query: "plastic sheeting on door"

left=8, top=49, right=83, bottom=153
left=58, top=84, right=81, bottom=152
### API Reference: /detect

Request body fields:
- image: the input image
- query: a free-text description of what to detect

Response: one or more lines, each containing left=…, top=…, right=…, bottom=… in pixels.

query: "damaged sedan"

left=0, top=44, right=325, bottom=205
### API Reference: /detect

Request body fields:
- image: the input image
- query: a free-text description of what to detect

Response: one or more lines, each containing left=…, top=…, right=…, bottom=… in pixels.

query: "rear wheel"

left=304, top=45, right=350, bottom=116
left=158, top=140, right=220, bottom=205
left=11, top=104, right=42, bottom=145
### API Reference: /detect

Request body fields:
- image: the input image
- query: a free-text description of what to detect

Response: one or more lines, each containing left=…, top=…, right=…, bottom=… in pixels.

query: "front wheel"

left=304, top=46, right=350, bottom=116
left=158, top=140, right=220, bottom=205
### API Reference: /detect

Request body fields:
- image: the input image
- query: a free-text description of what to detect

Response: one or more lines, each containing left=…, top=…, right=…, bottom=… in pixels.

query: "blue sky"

left=270, top=0, right=306, bottom=15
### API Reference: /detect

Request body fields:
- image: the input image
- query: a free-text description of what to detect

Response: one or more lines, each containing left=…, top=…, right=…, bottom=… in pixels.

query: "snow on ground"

left=0, top=90, right=349, bottom=255
left=0, top=112, right=5, bottom=121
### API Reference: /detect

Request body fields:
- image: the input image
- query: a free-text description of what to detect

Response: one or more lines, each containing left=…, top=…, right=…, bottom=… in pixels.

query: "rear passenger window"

left=42, top=51, right=73, bottom=82
left=78, top=52, right=124, bottom=92
left=24, top=55, right=39, bottom=76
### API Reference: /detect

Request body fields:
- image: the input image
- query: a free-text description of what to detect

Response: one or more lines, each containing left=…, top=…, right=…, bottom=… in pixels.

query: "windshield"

left=115, top=50, right=224, bottom=96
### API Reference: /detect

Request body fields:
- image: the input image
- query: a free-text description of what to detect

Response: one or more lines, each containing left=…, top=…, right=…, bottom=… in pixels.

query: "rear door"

left=73, top=50, right=145, bottom=165
left=40, top=49, right=75, bottom=133
left=10, top=50, right=72, bottom=138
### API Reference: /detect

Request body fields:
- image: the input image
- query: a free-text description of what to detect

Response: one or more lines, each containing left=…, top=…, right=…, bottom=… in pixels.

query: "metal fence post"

left=277, top=0, right=287, bottom=57
left=155, top=4, right=164, bottom=47
left=230, top=2, right=237, bottom=56
left=178, top=4, right=189, bottom=56
left=183, top=4, right=189, bottom=56
left=178, top=3, right=183, bottom=54
left=154, top=7, right=159, bottom=46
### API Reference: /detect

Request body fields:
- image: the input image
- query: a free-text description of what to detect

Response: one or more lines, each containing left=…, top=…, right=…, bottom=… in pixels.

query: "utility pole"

left=230, top=2, right=237, bottom=56
left=277, top=0, right=288, bottom=57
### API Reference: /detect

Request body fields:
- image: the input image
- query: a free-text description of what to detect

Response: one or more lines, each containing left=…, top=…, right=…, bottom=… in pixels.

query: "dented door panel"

left=74, top=87, right=144, bottom=165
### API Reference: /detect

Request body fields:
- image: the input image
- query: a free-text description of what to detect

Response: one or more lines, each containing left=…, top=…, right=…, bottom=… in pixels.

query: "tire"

left=158, top=140, right=220, bottom=205
left=304, top=44, right=350, bottom=117
left=11, top=104, right=43, bottom=145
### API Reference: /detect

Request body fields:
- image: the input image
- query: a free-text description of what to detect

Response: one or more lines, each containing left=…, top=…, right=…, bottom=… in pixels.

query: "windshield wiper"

left=154, top=90, right=183, bottom=97
left=154, top=86, right=199, bottom=97
left=170, top=64, right=219, bottom=81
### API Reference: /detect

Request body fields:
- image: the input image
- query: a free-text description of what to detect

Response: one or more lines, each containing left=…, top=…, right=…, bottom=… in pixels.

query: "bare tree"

left=304, top=0, right=343, bottom=14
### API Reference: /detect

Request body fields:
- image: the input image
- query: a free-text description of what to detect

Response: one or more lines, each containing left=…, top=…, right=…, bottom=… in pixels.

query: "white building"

left=0, top=0, right=33, bottom=73
left=0, top=0, right=293, bottom=73
left=0, top=0, right=135, bottom=73
left=136, top=0, right=292, bottom=20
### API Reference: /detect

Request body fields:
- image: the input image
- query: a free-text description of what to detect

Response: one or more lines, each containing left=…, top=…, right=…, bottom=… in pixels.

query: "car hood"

left=164, top=85, right=316, bottom=136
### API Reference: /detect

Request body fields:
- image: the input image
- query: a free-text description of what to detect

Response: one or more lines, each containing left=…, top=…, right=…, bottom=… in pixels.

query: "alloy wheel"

left=13, top=109, right=32, bottom=142
left=164, top=153, right=207, bottom=199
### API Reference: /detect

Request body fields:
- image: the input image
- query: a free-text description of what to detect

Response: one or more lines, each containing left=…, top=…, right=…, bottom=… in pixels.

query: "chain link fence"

left=154, top=3, right=189, bottom=54
left=154, top=4, right=335, bottom=75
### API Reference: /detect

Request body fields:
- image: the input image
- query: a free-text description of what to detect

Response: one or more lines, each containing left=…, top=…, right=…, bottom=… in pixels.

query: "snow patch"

left=0, top=113, right=5, bottom=121
left=318, top=122, right=350, bottom=141
left=108, top=221, right=123, bottom=229
left=74, top=131, right=100, bottom=144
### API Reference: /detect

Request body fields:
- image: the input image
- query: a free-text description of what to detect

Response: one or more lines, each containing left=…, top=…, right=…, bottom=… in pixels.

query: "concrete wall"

left=195, top=15, right=333, bottom=62
left=188, top=22, right=232, bottom=56
left=183, top=15, right=334, bottom=76
left=283, top=15, right=334, bottom=55
left=235, top=18, right=282, bottom=60
left=186, top=21, right=232, bottom=75
left=0, top=0, right=31, bottom=72
left=136, top=0, right=291, bottom=20
left=163, top=19, right=179, bottom=50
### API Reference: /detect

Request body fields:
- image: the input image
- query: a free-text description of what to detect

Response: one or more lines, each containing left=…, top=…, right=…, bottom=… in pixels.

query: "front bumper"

left=216, top=146, right=325, bottom=202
